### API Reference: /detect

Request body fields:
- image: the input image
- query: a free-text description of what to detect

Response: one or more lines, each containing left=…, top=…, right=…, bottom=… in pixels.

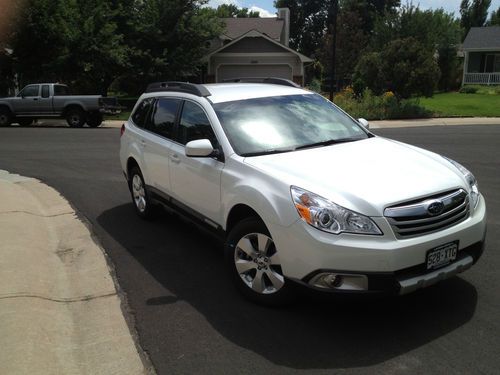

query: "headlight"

left=291, top=186, right=382, bottom=235
left=445, top=157, right=480, bottom=209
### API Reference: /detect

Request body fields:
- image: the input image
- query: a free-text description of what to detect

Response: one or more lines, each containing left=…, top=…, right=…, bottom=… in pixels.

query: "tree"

left=118, top=0, right=223, bottom=95
left=9, top=0, right=222, bottom=96
left=487, top=6, right=500, bottom=25
left=371, top=5, right=462, bottom=91
left=274, top=0, right=331, bottom=57
left=460, top=0, right=492, bottom=38
left=353, top=38, right=440, bottom=98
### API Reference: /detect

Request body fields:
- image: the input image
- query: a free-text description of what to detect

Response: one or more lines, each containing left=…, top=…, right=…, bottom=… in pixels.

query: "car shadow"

left=97, top=203, right=478, bottom=370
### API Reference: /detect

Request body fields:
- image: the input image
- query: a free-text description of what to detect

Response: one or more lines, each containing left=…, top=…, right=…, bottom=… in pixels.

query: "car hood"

left=243, top=137, right=467, bottom=216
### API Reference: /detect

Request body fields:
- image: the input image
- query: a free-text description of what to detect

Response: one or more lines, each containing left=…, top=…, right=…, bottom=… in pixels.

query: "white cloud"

left=208, top=0, right=240, bottom=7
left=249, top=6, right=276, bottom=18
left=207, top=0, right=276, bottom=18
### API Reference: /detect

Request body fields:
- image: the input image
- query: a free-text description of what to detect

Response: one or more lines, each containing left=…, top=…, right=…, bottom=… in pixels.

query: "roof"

left=203, top=83, right=311, bottom=104
left=221, top=17, right=283, bottom=40
left=203, top=30, right=313, bottom=63
left=463, top=26, right=500, bottom=50
left=139, top=83, right=312, bottom=104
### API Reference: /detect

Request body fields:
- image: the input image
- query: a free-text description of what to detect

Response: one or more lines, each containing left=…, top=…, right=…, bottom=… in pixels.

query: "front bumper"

left=270, top=194, right=486, bottom=294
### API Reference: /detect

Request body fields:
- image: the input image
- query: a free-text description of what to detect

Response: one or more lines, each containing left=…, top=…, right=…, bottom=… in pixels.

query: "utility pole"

left=329, top=0, right=338, bottom=102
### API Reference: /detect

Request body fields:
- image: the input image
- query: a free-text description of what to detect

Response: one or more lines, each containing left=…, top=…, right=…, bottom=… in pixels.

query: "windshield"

left=212, top=94, right=369, bottom=156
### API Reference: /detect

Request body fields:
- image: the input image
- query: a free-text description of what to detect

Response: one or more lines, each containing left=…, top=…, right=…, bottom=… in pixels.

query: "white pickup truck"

left=0, top=83, right=121, bottom=128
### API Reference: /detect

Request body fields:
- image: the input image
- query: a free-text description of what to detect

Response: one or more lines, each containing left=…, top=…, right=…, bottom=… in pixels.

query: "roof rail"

left=145, top=81, right=211, bottom=97
left=222, top=77, right=300, bottom=88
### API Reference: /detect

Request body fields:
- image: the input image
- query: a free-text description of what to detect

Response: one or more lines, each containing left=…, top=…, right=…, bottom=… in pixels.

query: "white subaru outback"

left=119, top=80, right=486, bottom=305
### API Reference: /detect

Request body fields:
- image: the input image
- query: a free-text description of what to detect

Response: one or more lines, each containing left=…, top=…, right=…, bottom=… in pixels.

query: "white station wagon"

left=120, top=79, right=487, bottom=305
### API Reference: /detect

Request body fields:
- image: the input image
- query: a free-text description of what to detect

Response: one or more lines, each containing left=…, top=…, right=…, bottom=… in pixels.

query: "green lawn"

left=419, top=92, right=500, bottom=117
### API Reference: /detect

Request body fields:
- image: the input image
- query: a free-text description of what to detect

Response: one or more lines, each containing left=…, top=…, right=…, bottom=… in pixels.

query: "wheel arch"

left=0, top=103, right=13, bottom=113
left=63, top=103, right=85, bottom=116
left=126, top=157, right=141, bottom=184
left=226, top=204, right=262, bottom=234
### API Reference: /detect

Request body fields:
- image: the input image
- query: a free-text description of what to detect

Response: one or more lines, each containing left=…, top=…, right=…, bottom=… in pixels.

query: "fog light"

left=309, top=272, right=368, bottom=291
left=324, top=274, right=343, bottom=288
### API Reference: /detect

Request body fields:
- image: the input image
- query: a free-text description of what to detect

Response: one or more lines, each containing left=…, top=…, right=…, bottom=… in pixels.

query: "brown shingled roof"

left=222, top=18, right=284, bottom=41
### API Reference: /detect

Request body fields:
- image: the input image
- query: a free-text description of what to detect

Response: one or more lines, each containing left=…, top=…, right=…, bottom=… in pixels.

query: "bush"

left=353, top=37, right=440, bottom=99
left=459, top=86, right=478, bottom=94
left=306, top=79, right=322, bottom=93
left=332, top=87, right=431, bottom=120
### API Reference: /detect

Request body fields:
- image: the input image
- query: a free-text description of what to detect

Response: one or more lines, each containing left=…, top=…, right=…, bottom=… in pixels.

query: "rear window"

left=131, top=98, right=154, bottom=128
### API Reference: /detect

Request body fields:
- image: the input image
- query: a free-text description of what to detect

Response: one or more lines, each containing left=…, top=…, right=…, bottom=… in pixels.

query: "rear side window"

left=148, top=98, right=181, bottom=139
left=131, top=98, right=154, bottom=128
left=178, top=101, right=219, bottom=147
left=54, top=85, right=70, bottom=96
left=41, top=85, right=50, bottom=98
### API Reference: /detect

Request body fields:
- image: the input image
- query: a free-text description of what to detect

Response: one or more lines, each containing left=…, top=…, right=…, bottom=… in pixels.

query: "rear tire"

left=0, top=108, right=12, bottom=127
left=17, top=118, right=34, bottom=127
left=66, top=108, right=85, bottom=128
left=225, top=217, right=295, bottom=306
left=87, top=112, right=103, bottom=127
left=129, top=166, right=157, bottom=220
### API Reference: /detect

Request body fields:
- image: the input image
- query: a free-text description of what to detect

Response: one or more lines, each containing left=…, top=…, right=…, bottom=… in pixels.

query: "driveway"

left=0, top=125, right=498, bottom=374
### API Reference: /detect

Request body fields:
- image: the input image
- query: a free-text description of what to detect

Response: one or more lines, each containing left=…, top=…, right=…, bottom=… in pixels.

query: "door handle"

left=33, top=98, right=39, bottom=101
left=170, top=153, right=180, bottom=164
left=140, top=139, right=146, bottom=148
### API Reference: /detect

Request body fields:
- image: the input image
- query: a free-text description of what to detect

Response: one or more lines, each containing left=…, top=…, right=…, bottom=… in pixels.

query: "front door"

left=12, top=85, right=40, bottom=115
left=168, top=100, right=224, bottom=225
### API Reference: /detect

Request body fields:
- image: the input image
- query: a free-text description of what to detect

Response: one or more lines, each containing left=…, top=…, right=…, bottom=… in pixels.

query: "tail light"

left=120, top=123, right=125, bottom=137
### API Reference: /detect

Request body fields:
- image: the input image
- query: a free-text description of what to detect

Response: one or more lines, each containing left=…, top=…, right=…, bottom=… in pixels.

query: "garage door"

left=217, top=64, right=292, bottom=82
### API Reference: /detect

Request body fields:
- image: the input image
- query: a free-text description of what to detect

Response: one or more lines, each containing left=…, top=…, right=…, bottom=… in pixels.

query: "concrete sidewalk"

left=370, top=117, right=500, bottom=128
left=0, top=171, right=149, bottom=374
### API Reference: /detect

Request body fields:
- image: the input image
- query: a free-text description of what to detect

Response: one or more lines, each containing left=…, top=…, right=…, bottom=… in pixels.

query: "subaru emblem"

left=427, top=200, right=445, bottom=216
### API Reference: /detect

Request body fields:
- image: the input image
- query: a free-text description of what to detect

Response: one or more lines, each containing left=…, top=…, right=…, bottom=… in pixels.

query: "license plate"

left=426, top=241, right=458, bottom=270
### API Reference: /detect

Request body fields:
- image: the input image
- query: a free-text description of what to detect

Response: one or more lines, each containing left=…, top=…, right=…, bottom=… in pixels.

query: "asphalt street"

left=0, top=124, right=499, bottom=374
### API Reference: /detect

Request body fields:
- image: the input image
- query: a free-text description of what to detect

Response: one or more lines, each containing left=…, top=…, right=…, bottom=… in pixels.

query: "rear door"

left=38, top=85, right=54, bottom=114
left=168, top=100, right=224, bottom=224
left=142, top=97, right=181, bottom=195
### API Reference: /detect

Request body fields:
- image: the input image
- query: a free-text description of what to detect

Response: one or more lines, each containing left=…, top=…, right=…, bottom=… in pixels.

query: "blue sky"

left=208, top=0, right=500, bottom=18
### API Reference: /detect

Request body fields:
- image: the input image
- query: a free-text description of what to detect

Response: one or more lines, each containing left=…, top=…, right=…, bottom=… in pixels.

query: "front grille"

left=384, top=189, right=470, bottom=238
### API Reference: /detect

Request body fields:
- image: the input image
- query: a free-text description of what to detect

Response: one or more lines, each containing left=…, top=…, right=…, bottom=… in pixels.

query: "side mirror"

left=185, top=139, right=214, bottom=157
left=358, top=118, right=370, bottom=129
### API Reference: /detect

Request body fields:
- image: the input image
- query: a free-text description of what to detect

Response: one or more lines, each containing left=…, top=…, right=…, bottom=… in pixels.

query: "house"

left=462, top=26, right=500, bottom=85
left=203, top=8, right=312, bottom=86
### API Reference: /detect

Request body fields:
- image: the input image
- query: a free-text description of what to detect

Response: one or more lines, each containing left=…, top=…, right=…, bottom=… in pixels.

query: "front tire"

left=225, top=217, right=295, bottom=306
left=0, top=108, right=12, bottom=127
left=66, top=108, right=85, bottom=128
left=129, top=166, right=156, bottom=219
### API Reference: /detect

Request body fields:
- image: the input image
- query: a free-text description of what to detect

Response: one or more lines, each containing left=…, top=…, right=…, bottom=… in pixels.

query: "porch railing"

left=464, top=73, right=500, bottom=85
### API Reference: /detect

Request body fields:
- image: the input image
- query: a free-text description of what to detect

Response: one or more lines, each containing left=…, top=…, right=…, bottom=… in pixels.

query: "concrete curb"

left=0, top=170, right=149, bottom=374
left=13, top=117, right=500, bottom=130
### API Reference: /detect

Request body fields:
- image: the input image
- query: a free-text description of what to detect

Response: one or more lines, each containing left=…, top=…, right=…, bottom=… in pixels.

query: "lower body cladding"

left=270, top=195, right=487, bottom=295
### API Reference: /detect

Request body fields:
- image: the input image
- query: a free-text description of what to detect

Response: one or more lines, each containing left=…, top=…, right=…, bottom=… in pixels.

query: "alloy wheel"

left=234, top=233, right=285, bottom=294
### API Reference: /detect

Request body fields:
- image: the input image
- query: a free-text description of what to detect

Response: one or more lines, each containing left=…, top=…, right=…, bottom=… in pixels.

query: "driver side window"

left=18, top=85, right=40, bottom=97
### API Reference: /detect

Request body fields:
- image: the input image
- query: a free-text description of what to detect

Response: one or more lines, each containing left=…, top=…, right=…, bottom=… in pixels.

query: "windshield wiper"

left=294, top=137, right=363, bottom=151
left=240, top=148, right=295, bottom=157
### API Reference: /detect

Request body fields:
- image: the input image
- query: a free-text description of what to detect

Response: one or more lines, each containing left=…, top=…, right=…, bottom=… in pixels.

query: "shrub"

left=459, top=86, right=478, bottom=94
left=306, top=78, right=322, bottom=93
left=332, top=88, right=431, bottom=120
